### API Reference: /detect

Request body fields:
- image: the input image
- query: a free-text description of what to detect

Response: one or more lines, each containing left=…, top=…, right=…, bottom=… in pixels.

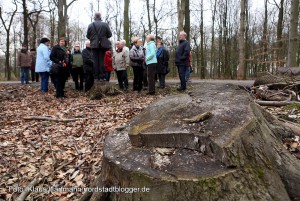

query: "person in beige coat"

left=113, top=41, right=130, bottom=91
left=17, top=43, right=32, bottom=84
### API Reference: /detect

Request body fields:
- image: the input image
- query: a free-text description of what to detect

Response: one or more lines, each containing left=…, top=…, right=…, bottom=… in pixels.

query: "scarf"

left=156, top=47, right=163, bottom=58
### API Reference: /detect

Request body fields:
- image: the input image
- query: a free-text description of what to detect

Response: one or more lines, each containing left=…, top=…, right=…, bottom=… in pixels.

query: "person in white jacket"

left=35, top=37, right=51, bottom=92
left=113, top=41, right=130, bottom=91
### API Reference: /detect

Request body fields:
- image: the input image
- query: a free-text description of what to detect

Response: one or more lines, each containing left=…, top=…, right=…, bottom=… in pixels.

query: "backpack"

left=72, top=53, right=83, bottom=68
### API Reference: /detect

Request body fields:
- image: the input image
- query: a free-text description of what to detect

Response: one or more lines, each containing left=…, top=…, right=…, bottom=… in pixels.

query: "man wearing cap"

left=86, top=12, right=112, bottom=81
left=36, top=37, right=51, bottom=92
left=17, top=43, right=32, bottom=84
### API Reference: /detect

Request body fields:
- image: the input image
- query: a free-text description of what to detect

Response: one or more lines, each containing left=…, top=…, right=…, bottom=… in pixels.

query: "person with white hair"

left=86, top=12, right=112, bottom=81
left=121, top=39, right=129, bottom=52
left=145, top=34, right=157, bottom=95
left=175, top=31, right=191, bottom=91
left=82, top=40, right=94, bottom=92
left=113, top=40, right=130, bottom=91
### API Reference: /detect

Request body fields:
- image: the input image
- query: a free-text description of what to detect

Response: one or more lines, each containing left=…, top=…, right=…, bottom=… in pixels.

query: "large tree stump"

left=86, top=83, right=300, bottom=201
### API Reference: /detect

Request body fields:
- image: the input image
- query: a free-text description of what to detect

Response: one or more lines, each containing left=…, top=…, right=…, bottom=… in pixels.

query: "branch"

left=16, top=173, right=43, bottom=201
left=255, top=100, right=300, bottom=106
left=67, top=0, right=78, bottom=9
left=23, top=116, right=83, bottom=122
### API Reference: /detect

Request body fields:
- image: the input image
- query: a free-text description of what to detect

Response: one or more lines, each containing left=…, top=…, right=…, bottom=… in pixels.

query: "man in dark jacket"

left=175, top=31, right=191, bottom=91
left=86, top=12, right=112, bottom=82
left=82, top=40, right=94, bottom=92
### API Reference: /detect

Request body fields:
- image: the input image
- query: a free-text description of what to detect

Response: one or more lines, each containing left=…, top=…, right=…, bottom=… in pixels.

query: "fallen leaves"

left=0, top=84, right=158, bottom=200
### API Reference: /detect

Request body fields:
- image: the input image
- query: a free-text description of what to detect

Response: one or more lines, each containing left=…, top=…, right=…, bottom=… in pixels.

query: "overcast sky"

left=68, top=0, right=265, bottom=29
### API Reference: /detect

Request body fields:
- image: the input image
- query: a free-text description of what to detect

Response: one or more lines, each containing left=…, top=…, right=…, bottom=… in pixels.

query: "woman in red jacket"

left=104, top=50, right=113, bottom=82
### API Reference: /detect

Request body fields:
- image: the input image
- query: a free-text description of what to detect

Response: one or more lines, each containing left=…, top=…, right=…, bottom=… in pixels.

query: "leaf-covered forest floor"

left=0, top=83, right=160, bottom=201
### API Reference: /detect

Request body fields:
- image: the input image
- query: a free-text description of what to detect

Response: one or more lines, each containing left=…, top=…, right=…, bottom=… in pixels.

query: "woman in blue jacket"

left=35, top=37, right=52, bottom=92
left=145, top=34, right=157, bottom=95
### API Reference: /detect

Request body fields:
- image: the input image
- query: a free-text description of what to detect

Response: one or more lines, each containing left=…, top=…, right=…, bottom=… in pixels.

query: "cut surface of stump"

left=86, top=83, right=300, bottom=201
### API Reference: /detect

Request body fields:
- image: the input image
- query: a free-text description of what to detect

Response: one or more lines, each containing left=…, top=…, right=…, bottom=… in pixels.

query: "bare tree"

left=0, top=0, right=18, bottom=80
left=53, top=0, right=78, bottom=39
left=238, top=0, right=247, bottom=79
left=287, top=0, right=299, bottom=67
left=124, top=0, right=130, bottom=44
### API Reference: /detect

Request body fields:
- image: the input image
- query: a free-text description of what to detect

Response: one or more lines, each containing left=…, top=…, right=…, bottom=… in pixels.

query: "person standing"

left=104, top=49, right=113, bottom=82
left=86, top=12, right=112, bottom=81
left=17, top=43, right=32, bottom=84
left=50, top=37, right=69, bottom=98
left=113, top=41, right=129, bottom=91
left=36, top=37, right=51, bottom=92
left=156, top=42, right=169, bottom=89
left=145, top=34, right=157, bottom=95
left=29, top=48, right=39, bottom=82
left=175, top=31, right=191, bottom=91
left=82, top=40, right=94, bottom=92
left=71, top=43, right=84, bottom=90
left=129, top=38, right=145, bottom=92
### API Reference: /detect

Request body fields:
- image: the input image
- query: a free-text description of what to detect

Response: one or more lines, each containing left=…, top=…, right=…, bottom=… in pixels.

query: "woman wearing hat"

left=35, top=37, right=51, bottom=92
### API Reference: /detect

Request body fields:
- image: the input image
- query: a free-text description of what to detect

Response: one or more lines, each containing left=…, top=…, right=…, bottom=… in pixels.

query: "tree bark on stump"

left=84, top=83, right=300, bottom=201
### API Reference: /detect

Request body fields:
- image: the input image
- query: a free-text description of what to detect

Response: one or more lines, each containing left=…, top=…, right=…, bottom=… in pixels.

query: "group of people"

left=17, top=12, right=191, bottom=98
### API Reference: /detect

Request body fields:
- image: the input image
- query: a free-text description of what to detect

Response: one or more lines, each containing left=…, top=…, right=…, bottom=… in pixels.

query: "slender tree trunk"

left=210, top=0, right=217, bottom=78
left=200, top=0, right=205, bottom=79
left=146, top=0, right=152, bottom=33
left=124, top=0, right=130, bottom=45
left=262, top=0, right=268, bottom=72
left=177, top=0, right=185, bottom=34
left=184, top=0, right=190, bottom=41
left=277, top=0, right=284, bottom=67
left=238, top=0, right=246, bottom=79
left=50, top=9, right=55, bottom=47
left=287, top=0, right=299, bottom=67
left=22, top=0, right=29, bottom=46
left=57, top=0, right=66, bottom=38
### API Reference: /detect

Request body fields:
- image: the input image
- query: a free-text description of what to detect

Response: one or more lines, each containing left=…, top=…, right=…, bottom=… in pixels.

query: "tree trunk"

left=238, top=0, right=246, bottom=79
left=287, top=0, right=299, bottom=67
left=277, top=0, right=284, bottom=67
left=210, top=0, right=217, bottom=78
left=177, top=0, right=185, bottom=34
left=57, top=0, right=66, bottom=38
left=22, top=0, right=29, bottom=47
left=262, top=0, right=268, bottom=72
left=200, top=0, right=205, bottom=79
left=184, top=0, right=190, bottom=41
left=146, top=0, right=152, bottom=33
left=124, top=0, right=130, bottom=45
left=85, top=83, right=300, bottom=201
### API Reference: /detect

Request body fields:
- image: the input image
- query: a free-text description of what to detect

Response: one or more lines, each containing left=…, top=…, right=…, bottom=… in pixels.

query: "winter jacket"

left=35, top=43, right=52, bottom=72
left=175, top=40, right=191, bottom=66
left=30, top=53, right=36, bottom=70
left=17, top=51, right=32, bottom=67
left=156, top=47, right=170, bottom=74
left=72, top=50, right=83, bottom=68
left=50, top=45, right=67, bottom=64
left=113, top=48, right=130, bottom=71
left=146, top=41, right=157, bottom=65
left=82, top=48, right=94, bottom=73
left=104, top=51, right=113, bottom=72
left=86, top=19, right=112, bottom=49
left=129, top=45, right=145, bottom=67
